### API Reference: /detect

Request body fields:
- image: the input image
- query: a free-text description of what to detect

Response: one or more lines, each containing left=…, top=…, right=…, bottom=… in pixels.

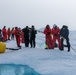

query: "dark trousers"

left=61, top=37, right=70, bottom=51
left=24, top=38, right=29, bottom=47
left=11, top=34, right=14, bottom=40
left=30, top=38, right=35, bottom=48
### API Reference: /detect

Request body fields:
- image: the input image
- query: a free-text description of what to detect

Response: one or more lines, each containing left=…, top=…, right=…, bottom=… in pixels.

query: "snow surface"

left=0, top=31, right=76, bottom=75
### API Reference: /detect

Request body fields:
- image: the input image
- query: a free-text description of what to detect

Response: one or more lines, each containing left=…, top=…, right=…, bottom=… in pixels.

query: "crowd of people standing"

left=0, top=24, right=70, bottom=52
left=0, top=25, right=37, bottom=49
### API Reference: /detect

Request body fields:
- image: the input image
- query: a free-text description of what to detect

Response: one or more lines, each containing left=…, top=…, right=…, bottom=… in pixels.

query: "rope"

left=70, top=45, right=76, bottom=53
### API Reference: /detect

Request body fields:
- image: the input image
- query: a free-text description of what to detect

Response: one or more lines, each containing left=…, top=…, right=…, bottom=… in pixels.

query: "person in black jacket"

left=0, top=29, right=3, bottom=42
left=22, top=26, right=30, bottom=47
left=30, top=25, right=37, bottom=48
left=60, top=25, right=70, bottom=52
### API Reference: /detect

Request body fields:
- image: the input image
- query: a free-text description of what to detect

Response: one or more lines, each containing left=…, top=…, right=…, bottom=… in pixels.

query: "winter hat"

left=62, top=25, right=68, bottom=28
left=53, top=24, right=57, bottom=28
left=32, top=25, right=34, bottom=28
left=4, top=26, right=6, bottom=28
left=46, top=25, right=50, bottom=29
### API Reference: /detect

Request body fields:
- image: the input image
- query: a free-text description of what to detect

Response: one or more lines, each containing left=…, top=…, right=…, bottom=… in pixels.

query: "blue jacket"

left=60, top=26, right=69, bottom=39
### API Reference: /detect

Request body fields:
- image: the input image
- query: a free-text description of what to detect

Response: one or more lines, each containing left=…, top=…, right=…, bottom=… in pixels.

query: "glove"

left=47, top=32, right=50, bottom=35
left=54, top=34, right=57, bottom=36
left=60, top=36, right=65, bottom=39
left=16, top=32, right=20, bottom=36
left=54, top=34, right=60, bottom=37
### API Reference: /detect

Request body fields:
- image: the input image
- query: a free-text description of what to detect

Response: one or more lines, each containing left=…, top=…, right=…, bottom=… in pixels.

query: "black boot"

left=18, top=45, right=21, bottom=49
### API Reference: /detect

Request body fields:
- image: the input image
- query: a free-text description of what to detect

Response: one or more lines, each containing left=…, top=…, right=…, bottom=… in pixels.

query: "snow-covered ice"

left=0, top=31, right=76, bottom=75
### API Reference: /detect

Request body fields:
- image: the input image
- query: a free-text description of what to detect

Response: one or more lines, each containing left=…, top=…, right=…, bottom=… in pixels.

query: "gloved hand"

left=60, top=36, right=65, bottom=39
left=47, top=32, right=50, bottom=35
left=54, top=34, right=57, bottom=36
left=16, top=32, right=20, bottom=36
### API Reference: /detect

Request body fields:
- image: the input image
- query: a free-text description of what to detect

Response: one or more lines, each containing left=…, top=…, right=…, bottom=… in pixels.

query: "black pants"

left=24, top=38, right=29, bottom=47
left=11, top=34, right=14, bottom=40
left=61, top=37, right=70, bottom=51
left=30, top=38, right=35, bottom=48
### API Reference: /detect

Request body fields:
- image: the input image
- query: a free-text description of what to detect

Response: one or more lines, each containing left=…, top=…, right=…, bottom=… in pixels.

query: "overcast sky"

left=0, top=0, right=76, bottom=30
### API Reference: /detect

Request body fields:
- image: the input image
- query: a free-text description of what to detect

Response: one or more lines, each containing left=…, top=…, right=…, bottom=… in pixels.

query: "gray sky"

left=0, top=0, right=76, bottom=30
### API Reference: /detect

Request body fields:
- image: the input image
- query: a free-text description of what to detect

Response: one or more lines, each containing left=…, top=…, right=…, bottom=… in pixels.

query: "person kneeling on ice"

left=52, top=24, right=61, bottom=50
left=44, top=25, right=53, bottom=49
left=60, top=25, right=70, bottom=52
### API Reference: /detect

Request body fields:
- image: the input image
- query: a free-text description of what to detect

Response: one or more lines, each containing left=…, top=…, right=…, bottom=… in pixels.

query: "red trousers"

left=3, top=34, right=7, bottom=41
left=16, top=36, right=20, bottom=47
left=46, top=35, right=53, bottom=49
left=52, top=36, right=61, bottom=49
left=7, top=34, right=10, bottom=40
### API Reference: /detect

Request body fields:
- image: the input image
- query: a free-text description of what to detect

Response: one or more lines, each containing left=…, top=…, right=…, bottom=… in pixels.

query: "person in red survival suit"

left=52, top=24, right=61, bottom=50
left=18, top=27, right=24, bottom=43
left=14, top=27, right=21, bottom=48
left=7, top=28, right=11, bottom=40
left=44, top=25, right=53, bottom=49
left=2, top=26, right=7, bottom=42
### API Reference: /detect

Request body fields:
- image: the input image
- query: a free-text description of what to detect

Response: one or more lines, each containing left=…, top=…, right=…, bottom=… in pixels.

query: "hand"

left=47, top=32, right=50, bottom=35
left=54, top=34, right=57, bottom=36
left=60, top=36, right=65, bottom=39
